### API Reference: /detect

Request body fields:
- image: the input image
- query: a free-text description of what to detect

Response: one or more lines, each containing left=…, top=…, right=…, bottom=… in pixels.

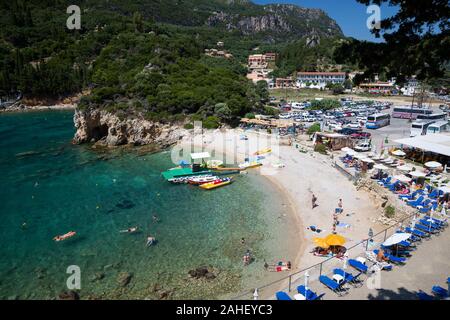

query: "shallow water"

left=0, top=111, right=298, bottom=299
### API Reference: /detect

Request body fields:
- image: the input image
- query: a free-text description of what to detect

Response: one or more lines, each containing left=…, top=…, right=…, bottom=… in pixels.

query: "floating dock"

left=161, top=168, right=211, bottom=181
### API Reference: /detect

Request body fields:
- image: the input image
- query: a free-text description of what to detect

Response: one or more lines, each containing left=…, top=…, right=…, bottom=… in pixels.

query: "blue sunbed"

left=431, top=286, right=449, bottom=298
left=415, top=223, right=439, bottom=234
left=374, top=249, right=407, bottom=264
left=319, top=275, right=346, bottom=295
left=417, top=290, right=434, bottom=300
left=348, top=259, right=368, bottom=273
left=276, top=291, right=292, bottom=300
left=297, top=285, right=324, bottom=300
left=333, top=268, right=362, bottom=286
left=405, top=227, right=430, bottom=238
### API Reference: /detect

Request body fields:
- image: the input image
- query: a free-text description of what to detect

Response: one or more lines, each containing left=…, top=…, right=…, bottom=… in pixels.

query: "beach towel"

left=337, top=223, right=350, bottom=228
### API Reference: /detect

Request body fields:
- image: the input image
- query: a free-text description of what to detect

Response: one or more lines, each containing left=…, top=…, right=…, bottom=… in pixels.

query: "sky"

left=253, top=0, right=399, bottom=42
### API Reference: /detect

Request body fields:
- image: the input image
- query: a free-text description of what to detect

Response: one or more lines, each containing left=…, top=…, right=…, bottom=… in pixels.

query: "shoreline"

left=0, top=104, right=76, bottom=114
left=177, top=128, right=385, bottom=298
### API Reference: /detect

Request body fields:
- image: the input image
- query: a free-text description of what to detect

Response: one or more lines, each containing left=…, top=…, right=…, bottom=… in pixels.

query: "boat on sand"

left=199, top=177, right=233, bottom=190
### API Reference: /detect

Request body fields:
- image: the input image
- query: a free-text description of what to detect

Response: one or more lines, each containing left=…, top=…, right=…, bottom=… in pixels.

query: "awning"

left=190, top=152, right=211, bottom=160
left=395, top=134, right=450, bottom=157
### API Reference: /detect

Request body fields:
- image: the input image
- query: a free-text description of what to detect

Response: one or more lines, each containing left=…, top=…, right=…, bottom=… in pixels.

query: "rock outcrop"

left=73, top=108, right=189, bottom=148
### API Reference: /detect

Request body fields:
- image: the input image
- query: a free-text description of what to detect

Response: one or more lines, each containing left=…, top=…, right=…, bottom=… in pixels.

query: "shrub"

left=307, top=123, right=321, bottom=135
left=184, top=123, right=194, bottom=129
left=385, top=205, right=396, bottom=218
left=203, top=116, right=220, bottom=129
left=245, top=112, right=255, bottom=119
left=314, top=143, right=328, bottom=155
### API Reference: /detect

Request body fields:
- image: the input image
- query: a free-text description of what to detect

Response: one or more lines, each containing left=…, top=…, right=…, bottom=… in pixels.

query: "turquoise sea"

left=0, top=111, right=298, bottom=300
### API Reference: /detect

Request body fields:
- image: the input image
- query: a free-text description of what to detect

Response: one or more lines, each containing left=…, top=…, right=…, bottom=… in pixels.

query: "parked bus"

left=366, top=113, right=391, bottom=129
left=392, top=106, right=433, bottom=119
left=410, top=120, right=435, bottom=137
left=417, top=112, right=447, bottom=121
left=427, top=121, right=450, bottom=134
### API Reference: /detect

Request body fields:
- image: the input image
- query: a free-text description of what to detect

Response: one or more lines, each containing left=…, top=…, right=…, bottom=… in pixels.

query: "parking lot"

left=280, top=100, right=446, bottom=152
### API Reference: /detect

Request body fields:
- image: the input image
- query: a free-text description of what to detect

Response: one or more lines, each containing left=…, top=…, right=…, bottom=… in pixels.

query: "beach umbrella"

left=409, top=170, right=427, bottom=178
left=374, top=164, right=389, bottom=170
left=324, top=234, right=346, bottom=246
left=304, top=271, right=310, bottom=292
left=392, top=150, right=406, bottom=157
left=313, top=237, right=330, bottom=249
left=397, top=164, right=413, bottom=172
left=438, top=186, right=450, bottom=194
left=361, top=158, right=374, bottom=163
left=354, top=153, right=366, bottom=160
left=425, top=161, right=442, bottom=169
left=253, top=288, right=259, bottom=301
left=394, top=175, right=412, bottom=183
left=383, top=233, right=411, bottom=247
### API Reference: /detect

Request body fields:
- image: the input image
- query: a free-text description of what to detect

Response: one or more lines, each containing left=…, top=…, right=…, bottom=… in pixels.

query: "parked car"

left=350, top=132, right=372, bottom=139
left=345, top=123, right=362, bottom=130
left=339, top=128, right=361, bottom=135
left=354, top=142, right=372, bottom=152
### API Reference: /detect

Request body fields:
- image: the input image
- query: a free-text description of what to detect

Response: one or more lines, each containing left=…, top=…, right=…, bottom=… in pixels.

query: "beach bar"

left=314, top=132, right=353, bottom=151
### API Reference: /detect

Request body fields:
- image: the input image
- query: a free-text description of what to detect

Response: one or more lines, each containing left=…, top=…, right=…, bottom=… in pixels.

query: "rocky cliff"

left=73, top=109, right=188, bottom=148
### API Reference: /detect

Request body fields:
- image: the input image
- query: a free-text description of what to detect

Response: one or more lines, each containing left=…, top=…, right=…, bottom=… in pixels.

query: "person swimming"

left=146, top=236, right=156, bottom=246
left=120, top=227, right=138, bottom=234
left=53, top=231, right=76, bottom=242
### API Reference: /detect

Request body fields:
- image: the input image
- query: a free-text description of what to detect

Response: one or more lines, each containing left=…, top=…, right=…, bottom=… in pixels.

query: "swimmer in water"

left=152, top=215, right=159, bottom=223
left=119, top=227, right=138, bottom=234
left=146, top=236, right=156, bottom=246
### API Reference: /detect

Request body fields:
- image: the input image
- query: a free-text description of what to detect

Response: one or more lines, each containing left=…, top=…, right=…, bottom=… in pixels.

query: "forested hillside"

left=0, top=0, right=344, bottom=123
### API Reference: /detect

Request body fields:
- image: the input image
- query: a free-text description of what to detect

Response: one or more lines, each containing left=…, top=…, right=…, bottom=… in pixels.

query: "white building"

left=296, top=72, right=346, bottom=89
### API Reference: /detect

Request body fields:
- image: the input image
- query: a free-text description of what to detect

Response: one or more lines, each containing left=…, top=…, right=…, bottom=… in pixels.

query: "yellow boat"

left=199, top=178, right=232, bottom=190
left=238, top=161, right=262, bottom=169
left=254, top=148, right=272, bottom=156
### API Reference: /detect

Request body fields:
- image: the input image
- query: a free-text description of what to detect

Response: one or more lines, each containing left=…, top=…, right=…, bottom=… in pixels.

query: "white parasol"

left=394, top=175, right=412, bottom=183
left=397, top=164, right=414, bottom=172
left=409, top=171, right=427, bottom=178
left=425, top=161, right=442, bottom=169
left=392, top=150, right=406, bottom=157
left=374, top=164, right=389, bottom=170
left=383, top=233, right=411, bottom=247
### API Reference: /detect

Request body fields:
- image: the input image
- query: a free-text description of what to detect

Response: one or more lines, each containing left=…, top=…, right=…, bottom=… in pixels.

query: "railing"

left=232, top=213, right=416, bottom=300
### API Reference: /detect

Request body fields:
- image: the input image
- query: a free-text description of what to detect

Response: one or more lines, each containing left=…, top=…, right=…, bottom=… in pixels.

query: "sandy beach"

left=176, top=128, right=387, bottom=297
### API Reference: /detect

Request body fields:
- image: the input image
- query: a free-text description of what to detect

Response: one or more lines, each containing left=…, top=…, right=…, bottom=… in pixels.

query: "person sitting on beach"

left=376, top=249, right=389, bottom=262
left=287, top=261, right=292, bottom=270
left=312, top=194, right=318, bottom=209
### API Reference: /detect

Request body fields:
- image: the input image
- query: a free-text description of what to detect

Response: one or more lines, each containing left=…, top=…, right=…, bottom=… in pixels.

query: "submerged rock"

left=58, top=290, right=80, bottom=300
left=188, top=266, right=216, bottom=280
left=117, top=272, right=133, bottom=287
left=115, top=199, right=135, bottom=210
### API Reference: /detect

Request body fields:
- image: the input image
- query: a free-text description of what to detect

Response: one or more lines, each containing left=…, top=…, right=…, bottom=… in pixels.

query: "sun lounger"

left=348, top=259, right=368, bottom=273
left=296, top=285, right=325, bottom=300
left=399, top=190, right=418, bottom=201
left=407, top=196, right=424, bottom=207
left=276, top=291, right=293, bottom=300
left=373, top=249, right=407, bottom=264
left=417, top=290, right=435, bottom=300
left=431, top=286, right=449, bottom=298
left=419, top=219, right=442, bottom=230
left=319, top=275, right=346, bottom=296
left=333, top=268, right=363, bottom=287
left=405, top=227, right=430, bottom=238
left=414, top=223, right=439, bottom=234
left=424, top=216, right=447, bottom=226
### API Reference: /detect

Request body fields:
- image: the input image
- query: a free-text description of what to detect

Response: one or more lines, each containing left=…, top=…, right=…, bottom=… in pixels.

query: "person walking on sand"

left=337, top=199, right=343, bottom=214
left=312, top=194, right=318, bottom=209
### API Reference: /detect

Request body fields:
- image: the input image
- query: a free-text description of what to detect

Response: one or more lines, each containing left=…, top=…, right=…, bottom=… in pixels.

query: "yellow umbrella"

left=313, top=238, right=330, bottom=249
left=324, top=234, right=346, bottom=246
